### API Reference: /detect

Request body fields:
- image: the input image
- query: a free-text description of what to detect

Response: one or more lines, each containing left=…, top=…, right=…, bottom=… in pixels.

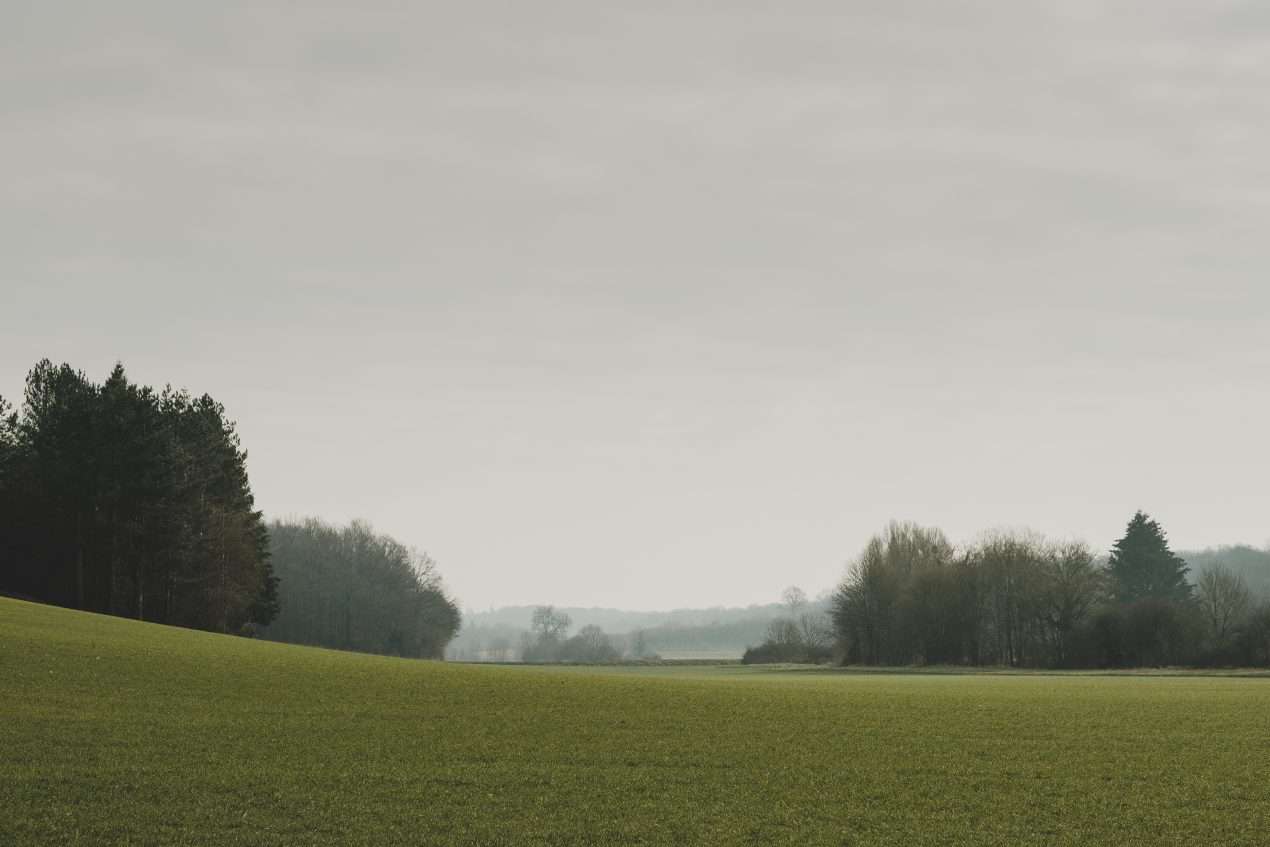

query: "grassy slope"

left=3, top=598, right=1269, bottom=846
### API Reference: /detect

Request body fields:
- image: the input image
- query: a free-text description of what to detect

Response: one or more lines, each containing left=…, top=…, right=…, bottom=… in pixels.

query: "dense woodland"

left=265, top=518, right=460, bottom=659
left=0, top=361, right=277, bottom=632
left=748, top=514, right=1270, bottom=669
left=0, top=360, right=461, bottom=657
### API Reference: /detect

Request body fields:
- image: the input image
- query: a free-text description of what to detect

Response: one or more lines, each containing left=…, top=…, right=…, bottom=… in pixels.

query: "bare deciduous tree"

left=531, top=605, right=572, bottom=642
left=832, top=522, right=955, bottom=665
left=1039, top=541, right=1103, bottom=666
left=1197, top=565, right=1251, bottom=649
left=764, top=618, right=802, bottom=646
left=782, top=586, right=808, bottom=613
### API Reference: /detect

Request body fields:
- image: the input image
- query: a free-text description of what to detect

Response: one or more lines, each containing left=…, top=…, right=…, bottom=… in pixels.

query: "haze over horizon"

left=4, top=1, right=1269, bottom=611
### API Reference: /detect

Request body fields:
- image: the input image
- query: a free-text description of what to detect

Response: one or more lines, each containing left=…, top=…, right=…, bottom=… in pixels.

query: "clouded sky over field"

left=4, top=1, right=1268, bottom=610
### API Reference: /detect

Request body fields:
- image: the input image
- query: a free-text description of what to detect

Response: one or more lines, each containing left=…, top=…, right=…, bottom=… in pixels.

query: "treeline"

left=827, top=513, right=1270, bottom=668
left=264, top=518, right=460, bottom=659
left=0, top=361, right=277, bottom=633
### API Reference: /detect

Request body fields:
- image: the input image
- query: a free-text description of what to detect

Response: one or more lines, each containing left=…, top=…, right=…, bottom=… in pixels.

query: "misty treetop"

left=1183, top=545, right=1270, bottom=598
left=0, top=360, right=277, bottom=633
left=264, top=518, right=461, bottom=659
left=520, top=605, right=622, bottom=663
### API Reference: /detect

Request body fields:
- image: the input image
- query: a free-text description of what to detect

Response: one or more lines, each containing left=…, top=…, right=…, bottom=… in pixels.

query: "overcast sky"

left=4, top=1, right=1268, bottom=611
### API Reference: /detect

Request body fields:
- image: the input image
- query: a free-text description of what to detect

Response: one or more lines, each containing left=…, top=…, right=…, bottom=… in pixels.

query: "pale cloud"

left=3, top=1, right=1268, bottom=609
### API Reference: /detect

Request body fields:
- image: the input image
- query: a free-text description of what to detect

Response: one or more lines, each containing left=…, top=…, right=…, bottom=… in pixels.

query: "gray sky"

left=4, top=1, right=1268, bottom=611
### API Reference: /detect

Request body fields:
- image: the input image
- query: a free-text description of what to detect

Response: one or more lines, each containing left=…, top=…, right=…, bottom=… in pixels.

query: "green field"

left=3, top=598, right=1269, bottom=845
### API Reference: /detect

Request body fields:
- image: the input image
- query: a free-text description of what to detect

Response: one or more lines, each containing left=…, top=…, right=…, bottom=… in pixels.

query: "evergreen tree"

left=0, top=359, right=277, bottom=632
left=0, top=395, right=18, bottom=494
left=17, top=361, right=100, bottom=609
left=1107, top=511, right=1192, bottom=604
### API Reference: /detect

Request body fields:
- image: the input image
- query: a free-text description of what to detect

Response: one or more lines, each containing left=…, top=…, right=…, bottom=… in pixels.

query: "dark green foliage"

left=1120, top=598, right=1201, bottom=666
left=1108, top=511, right=1192, bottom=604
left=828, top=515, right=1269, bottom=669
left=1085, top=606, right=1128, bottom=668
left=1237, top=603, right=1270, bottom=665
left=263, top=518, right=460, bottom=659
left=0, top=360, right=275, bottom=632
left=829, top=518, right=1244, bottom=669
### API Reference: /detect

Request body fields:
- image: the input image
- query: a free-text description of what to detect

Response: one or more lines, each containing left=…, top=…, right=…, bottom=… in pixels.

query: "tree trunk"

left=135, top=515, right=145, bottom=621
left=75, top=510, right=85, bottom=610
left=344, top=595, right=352, bottom=649
left=107, top=510, right=117, bottom=615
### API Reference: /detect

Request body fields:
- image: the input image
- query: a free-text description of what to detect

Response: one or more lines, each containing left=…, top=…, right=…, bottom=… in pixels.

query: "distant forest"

left=755, top=516, right=1270, bottom=669
left=4, top=360, right=1268, bottom=670
left=450, top=603, right=795, bottom=661
left=454, top=536, right=1270, bottom=668
left=265, top=518, right=459, bottom=659
left=0, top=360, right=461, bottom=657
left=1181, top=545, right=1270, bottom=600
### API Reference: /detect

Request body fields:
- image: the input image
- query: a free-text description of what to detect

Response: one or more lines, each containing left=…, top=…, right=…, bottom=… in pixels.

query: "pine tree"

left=0, top=359, right=277, bottom=631
left=0, top=395, right=17, bottom=484
left=18, top=360, right=100, bottom=610
left=1107, top=511, right=1192, bottom=604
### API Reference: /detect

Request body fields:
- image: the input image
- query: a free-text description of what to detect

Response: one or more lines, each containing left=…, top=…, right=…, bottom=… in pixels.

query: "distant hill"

left=449, top=601, right=830, bottom=661
left=1181, top=545, right=1270, bottom=599
left=461, top=603, right=788, bottom=633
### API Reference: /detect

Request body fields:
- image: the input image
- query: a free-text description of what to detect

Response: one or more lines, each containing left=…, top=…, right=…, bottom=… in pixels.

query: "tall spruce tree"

left=1107, top=511, right=1192, bottom=604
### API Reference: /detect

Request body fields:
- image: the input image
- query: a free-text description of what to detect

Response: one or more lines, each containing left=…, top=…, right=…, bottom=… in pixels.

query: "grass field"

left=3, top=597, right=1269, bottom=845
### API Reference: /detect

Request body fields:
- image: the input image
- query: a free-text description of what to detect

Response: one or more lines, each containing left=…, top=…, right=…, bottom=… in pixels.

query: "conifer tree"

left=0, top=360, right=277, bottom=631
left=1107, top=511, right=1192, bottom=604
